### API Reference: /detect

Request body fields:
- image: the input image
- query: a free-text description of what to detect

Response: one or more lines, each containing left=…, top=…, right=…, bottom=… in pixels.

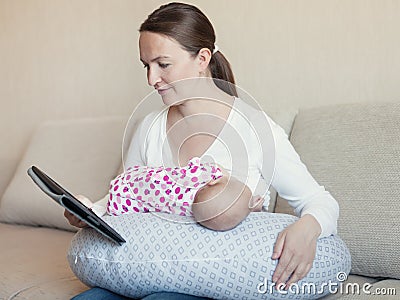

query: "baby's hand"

left=249, top=196, right=264, bottom=212
left=63, top=195, right=92, bottom=228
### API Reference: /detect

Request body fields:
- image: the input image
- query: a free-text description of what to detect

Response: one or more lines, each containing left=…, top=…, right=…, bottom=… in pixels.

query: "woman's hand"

left=272, top=214, right=321, bottom=289
left=64, top=195, right=93, bottom=228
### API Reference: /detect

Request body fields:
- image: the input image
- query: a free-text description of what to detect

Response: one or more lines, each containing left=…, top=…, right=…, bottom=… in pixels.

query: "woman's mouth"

left=157, top=87, right=171, bottom=96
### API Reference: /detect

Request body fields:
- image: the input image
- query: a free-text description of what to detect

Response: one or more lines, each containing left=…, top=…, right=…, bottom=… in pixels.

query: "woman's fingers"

left=272, top=216, right=319, bottom=287
left=285, top=263, right=312, bottom=289
left=64, top=205, right=88, bottom=228
left=76, top=219, right=88, bottom=228
left=272, top=231, right=285, bottom=259
left=63, top=194, right=93, bottom=228
left=274, top=254, right=298, bottom=287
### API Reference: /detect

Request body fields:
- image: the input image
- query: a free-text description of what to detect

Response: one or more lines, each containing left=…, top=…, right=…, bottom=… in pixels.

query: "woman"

left=67, top=2, right=340, bottom=299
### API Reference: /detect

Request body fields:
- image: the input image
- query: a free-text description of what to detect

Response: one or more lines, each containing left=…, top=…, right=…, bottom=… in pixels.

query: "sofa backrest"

left=0, top=117, right=128, bottom=231
left=275, top=101, right=400, bottom=280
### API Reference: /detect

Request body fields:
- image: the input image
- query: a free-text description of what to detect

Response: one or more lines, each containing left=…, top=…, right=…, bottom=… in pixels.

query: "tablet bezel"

left=28, top=166, right=126, bottom=245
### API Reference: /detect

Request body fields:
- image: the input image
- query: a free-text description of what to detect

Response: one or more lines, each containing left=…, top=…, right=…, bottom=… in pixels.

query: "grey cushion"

left=275, top=102, right=400, bottom=279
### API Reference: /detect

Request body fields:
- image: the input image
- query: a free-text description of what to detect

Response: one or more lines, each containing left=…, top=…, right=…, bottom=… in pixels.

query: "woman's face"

left=139, top=31, right=209, bottom=104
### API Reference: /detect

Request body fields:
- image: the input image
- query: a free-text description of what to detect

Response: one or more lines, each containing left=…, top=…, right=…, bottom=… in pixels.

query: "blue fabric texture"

left=68, top=213, right=351, bottom=299
left=71, top=287, right=130, bottom=300
left=142, top=292, right=210, bottom=300
left=71, top=288, right=208, bottom=300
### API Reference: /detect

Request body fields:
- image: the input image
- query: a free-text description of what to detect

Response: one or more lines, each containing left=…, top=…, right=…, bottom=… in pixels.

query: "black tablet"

left=27, top=166, right=125, bottom=245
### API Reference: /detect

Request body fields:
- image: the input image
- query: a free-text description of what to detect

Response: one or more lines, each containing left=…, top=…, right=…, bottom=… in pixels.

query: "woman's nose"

left=147, top=67, right=161, bottom=87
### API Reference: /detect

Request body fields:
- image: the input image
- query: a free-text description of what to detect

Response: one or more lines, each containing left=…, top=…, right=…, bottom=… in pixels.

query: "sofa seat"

left=324, top=276, right=400, bottom=300
left=0, top=223, right=86, bottom=300
left=1, top=222, right=396, bottom=300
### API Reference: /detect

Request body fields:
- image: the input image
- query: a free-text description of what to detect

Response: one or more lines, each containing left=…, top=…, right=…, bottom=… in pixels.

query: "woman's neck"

left=171, top=78, right=234, bottom=117
left=174, top=97, right=233, bottom=118
left=175, top=86, right=234, bottom=117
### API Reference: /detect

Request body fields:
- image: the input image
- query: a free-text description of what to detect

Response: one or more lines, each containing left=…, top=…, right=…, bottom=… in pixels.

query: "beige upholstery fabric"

left=275, top=102, right=400, bottom=279
left=0, top=117, right=127, bottom=231
left=337, top=279, right=400, bottom=299
left=0, top=223, right=87, bottom=299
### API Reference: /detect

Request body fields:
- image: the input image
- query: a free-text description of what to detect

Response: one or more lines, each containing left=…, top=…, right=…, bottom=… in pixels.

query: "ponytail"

left=209, top=51, right=238, bottom=97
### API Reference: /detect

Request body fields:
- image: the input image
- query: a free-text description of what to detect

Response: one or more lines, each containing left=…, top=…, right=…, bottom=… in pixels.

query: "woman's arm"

left=268, top=115, right=339, bottom=237
left=263, top=115, right=339, bottom=288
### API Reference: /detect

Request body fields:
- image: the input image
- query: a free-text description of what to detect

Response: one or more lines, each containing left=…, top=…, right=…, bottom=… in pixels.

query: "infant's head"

left=192, top=174, right=263, bottom=231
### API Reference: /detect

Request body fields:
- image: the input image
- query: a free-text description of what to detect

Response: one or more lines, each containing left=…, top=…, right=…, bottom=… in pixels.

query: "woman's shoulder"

left=231, top=98, right=290, bottom=149
left=132, top=107, right=168, bottom=131
left=143, top=107, right=168, bottom=123
left=232, top=98, right=276, bottom=128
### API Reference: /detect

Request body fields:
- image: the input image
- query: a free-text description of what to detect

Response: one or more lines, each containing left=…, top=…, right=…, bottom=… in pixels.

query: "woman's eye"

left=143, top=64, right=149, bottom=69
left=159, top=63, right=170, bottom=69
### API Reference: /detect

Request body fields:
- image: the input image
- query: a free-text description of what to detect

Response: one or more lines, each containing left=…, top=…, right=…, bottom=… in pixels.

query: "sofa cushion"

left=275, top=101, right=400, bottom=279
left=0, top=223, right=87, bottom=299
left=364, top=279, right=400, bottom=300
left=0, top=117, right=127, bottom=231
left=321, top=275, right=400, bottom=300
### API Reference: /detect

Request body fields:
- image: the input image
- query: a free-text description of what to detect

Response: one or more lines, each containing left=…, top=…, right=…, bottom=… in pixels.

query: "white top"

left=95, top=98, right=339, bottom=237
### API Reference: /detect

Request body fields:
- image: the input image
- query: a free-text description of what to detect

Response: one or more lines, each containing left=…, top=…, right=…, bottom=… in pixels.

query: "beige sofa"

left=1, top=101, right=399, bottom=300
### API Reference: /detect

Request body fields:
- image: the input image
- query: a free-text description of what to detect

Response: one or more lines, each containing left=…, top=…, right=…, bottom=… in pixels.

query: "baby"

left=107, top=157, right=264, bottom=231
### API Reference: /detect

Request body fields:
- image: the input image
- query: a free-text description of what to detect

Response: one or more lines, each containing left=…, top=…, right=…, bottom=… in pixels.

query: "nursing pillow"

left=68, top=213, right=351, bottom=299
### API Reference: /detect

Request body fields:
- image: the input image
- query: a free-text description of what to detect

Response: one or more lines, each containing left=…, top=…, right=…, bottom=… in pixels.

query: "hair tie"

left=212, top=44, right=220, bottom=55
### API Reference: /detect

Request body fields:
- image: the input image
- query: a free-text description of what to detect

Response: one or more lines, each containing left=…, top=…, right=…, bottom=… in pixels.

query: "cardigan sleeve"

left=268, top=116, right=339, bottom=237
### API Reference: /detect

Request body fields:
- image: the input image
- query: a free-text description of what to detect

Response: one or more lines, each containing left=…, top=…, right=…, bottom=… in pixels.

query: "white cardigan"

left=95, top=98, right=339, bottom=238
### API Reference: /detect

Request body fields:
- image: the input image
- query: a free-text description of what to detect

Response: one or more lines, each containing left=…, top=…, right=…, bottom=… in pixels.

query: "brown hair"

left=139, top=2, right=238, bottom=97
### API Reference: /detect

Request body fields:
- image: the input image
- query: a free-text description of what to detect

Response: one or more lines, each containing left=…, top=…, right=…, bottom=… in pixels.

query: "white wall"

left=1, top=0, right=400, bottom=194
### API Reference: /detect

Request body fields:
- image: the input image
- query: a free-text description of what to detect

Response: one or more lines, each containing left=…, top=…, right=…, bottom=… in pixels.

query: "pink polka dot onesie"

left=107, top=157, right=223, bottom=216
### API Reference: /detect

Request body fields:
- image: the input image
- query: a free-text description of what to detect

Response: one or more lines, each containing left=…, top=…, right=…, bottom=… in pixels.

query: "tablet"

left=27, top=166, right=126, bottom=245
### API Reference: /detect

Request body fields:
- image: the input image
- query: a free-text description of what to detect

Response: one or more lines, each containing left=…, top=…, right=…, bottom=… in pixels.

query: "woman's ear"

left=197, top=47, right=212, bottom=75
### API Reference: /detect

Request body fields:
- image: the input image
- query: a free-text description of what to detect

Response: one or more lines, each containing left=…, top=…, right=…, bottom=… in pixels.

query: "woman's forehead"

left=139, top=32, right=183, bottom=59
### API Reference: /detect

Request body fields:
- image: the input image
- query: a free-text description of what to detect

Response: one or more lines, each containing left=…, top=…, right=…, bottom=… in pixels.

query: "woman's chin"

left=161, top=93, right=186, bottom=106
left=161, top=95, right=174, bottom=106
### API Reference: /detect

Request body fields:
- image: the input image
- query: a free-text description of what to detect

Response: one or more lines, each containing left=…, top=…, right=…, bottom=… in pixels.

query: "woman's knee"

left=71, top=287, right=131, bottom=300
left=141, top=292, right=210, bottom=300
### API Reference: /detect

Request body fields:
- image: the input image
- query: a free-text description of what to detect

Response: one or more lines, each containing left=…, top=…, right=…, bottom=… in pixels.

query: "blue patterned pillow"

left=68, top=213, right=351, bottom=299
